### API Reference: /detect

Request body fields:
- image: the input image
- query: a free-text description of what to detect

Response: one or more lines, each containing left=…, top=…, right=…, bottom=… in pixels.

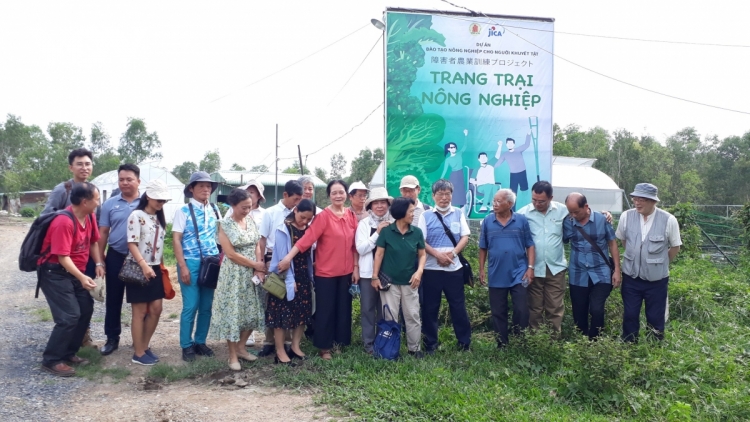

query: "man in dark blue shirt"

left=563, top=193, right=620, bottom=340
left=479, top=189, right=535, bottom=347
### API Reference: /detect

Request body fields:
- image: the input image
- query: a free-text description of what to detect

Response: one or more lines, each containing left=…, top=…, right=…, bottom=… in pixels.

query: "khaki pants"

left=527, top=266, right=566, bottom=335
left=380, top=285, right=421, bottom=352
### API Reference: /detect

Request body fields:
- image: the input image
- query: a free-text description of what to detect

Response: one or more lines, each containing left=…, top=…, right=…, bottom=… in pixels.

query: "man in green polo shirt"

left=371, top=197, right=427, bottom=358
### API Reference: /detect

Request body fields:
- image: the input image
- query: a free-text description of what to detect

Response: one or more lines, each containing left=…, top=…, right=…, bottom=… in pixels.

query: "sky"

left=1, top=0, right=749, bottom=177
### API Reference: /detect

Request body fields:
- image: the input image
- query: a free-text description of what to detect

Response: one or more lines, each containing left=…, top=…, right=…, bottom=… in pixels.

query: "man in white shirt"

left=257, top=180, right=303, bottom=356
left=399, top=175, right=431, bottom=226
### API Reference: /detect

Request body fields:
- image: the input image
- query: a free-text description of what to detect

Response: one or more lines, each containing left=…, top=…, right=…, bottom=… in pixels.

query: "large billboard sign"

left=384, top=8, right=554, bottom=218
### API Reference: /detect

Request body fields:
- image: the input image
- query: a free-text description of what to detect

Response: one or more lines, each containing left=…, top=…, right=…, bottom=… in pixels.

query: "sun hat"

left=348, top=181, right=369, bottom=194
left=238, top=179, right=266, bottom=203
left=365, top=186, right=393, bottom=210
left=630, top=183, right=659, bottom=202
left=145, top=179, right=172, bottom=201
left=399, top=175, right=420, bottom=189
left=184, top=171, right=218, bottom=198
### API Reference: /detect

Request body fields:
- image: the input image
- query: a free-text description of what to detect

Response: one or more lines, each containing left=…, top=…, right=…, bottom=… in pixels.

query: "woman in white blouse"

left=125, top=180, right=171, bottom=366
left=354, top=187, right=393, bottom=354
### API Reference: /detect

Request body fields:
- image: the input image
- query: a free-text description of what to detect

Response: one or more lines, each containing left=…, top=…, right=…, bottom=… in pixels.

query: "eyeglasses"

left=531, top=199, right=549, bottom=205
left=493, top=200, right=507, bottom=205
left=351, top=194, right=368, bottom=199
left=631, top=197, right=650, bottom=203
left=73, top=162, right=93, bottom=168
left=434, top=192, right=452, bottom=198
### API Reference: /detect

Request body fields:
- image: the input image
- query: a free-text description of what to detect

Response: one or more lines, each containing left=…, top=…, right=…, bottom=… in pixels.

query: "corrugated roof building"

left=210, top=171, right=326, bottom=205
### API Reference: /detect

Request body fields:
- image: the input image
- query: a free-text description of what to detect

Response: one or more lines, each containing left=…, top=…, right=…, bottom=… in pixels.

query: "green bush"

left=665, top=202, right=702, bottom=259
left=20, top=207, right=36, bottom=218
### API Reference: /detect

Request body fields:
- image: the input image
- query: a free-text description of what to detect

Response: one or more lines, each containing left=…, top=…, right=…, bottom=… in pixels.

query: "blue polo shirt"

left=99, top=193, right=141, bottom=254
left=479, top=212, right=534, bottom=288
left=563, top=211, right=616, bottom=286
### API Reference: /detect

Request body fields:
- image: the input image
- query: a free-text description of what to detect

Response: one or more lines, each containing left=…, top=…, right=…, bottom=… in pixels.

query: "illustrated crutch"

left=529, top=116, right=540, bottom=182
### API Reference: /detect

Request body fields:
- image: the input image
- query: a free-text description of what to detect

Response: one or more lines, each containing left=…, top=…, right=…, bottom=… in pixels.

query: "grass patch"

left=147, top=357, right=230, bottom=383
left=270, top=258, right=750, bottom=421
left=91, top=317, right=104, bottom=323
left=168, top=313, right=178, bottom=319
left=74, top=347, right=130, bottom=382
left=32, top=308, right=52, bottom=322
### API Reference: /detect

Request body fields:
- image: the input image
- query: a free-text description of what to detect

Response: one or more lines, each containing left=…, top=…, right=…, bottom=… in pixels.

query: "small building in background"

left=91, top=162, right=185, bottom=223
left=210, top=171, right=326, bottom=205
left=0, top=190, right=52, bottom=214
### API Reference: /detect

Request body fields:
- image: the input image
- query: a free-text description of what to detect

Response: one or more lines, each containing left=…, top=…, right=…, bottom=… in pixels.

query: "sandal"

left=319, top=349, right=332, bottom=361
left=237, top=352, right=257, bottom=362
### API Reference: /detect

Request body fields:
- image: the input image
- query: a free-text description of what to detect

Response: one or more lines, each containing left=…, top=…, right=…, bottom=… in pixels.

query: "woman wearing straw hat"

left=355, top=187, right=393, bottom=354
left=125, top=180, right=171, bottom=366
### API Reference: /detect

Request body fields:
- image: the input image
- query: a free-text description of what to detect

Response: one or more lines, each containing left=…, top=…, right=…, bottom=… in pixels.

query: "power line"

left=328, top=33, right=383, bottom=105
left=433, top=0, right=750, bottom=115
left=435, top=0, right=750, bottom=47
left=210, top=23, right=370, bottom=103
left=307, top=102, right=383, bottom=156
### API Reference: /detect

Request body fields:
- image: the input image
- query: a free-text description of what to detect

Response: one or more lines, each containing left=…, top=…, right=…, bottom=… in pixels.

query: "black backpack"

left=19, top=210, right=75, bottom=273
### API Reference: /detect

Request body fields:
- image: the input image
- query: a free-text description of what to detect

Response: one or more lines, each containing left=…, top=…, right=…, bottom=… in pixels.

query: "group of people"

left=33, top=147, right=682, bottom=377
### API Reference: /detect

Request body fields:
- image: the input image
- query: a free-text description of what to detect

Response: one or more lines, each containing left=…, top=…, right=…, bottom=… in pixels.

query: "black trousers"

left=104, top=249, right=127, bottom=339
left=569, top=278, right=613, bottom=340
left=621, top=274, right=669, bottom=342
left=39, top=264, right=94, bottom=366
left=421, top=269, right=471, bottom=350
left=313, top=274, right=352, bottom=350
left=489, top=284, right=529, bottom=346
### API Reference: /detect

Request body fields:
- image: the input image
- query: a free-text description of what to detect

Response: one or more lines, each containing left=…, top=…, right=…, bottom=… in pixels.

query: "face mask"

left=435, top=204, right=451, bottom=212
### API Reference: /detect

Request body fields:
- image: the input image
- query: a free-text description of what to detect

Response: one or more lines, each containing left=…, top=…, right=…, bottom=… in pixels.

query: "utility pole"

left=274, top=124, right=278, bottom=203
left=297, top=145, right=304, bottom=175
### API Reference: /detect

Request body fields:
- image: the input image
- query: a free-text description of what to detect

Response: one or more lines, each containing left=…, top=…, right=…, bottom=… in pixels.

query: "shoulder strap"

left=152, top=222, right=159, bottom=262
left=574, top=224, right=614, bottom=270
left=188, top=203, right=204, bottom=260
left=210, top=203, right=221, bottom=220
left=434, top=212, right=458, bottom=248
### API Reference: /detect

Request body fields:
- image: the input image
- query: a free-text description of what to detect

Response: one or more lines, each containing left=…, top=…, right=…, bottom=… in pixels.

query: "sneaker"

left=408, top=350, right=425, bottom=359
left=145, top=348, right=159, bottom=362
left=194, top=343, right=214, bottom=357
left=132, top=353, right=157, bottom=366
left=245, top=336, right=255, bottom=347
left=41, top=362, right=76, bottom=377
left=182, top=345, right=196, bottom=362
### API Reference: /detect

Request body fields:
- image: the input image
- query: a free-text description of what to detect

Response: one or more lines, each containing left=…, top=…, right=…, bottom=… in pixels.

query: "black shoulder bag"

left=189, top=203, right=221, bottom=289
left=434, top=212, right=474, bottom=287
left=574, top=224, right=616, bottom=276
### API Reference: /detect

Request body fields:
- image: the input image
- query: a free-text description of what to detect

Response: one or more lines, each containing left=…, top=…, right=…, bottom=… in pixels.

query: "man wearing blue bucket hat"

left=616, top=183, right=681, bottom=342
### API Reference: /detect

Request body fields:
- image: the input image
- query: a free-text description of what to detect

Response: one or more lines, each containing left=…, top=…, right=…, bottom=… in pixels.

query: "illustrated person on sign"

left=469, top=140, right=504, bottom=213
left=440, top=129, right=469, bottom=207
left=496, top=133, right=533, bottom=209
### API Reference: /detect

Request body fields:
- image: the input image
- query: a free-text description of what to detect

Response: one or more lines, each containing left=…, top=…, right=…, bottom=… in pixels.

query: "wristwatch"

left=527, top=265, right=534, bottom=269
left=452, top=250, right=458, bottom=258
left=95, top=263, right=104, bottom=267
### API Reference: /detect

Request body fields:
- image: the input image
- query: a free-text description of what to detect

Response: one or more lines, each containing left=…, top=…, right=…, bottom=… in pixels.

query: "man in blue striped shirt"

left=563, top=193, right=621, bottom=340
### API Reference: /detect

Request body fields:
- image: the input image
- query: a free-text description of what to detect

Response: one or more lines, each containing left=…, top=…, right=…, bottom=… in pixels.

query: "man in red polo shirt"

left=37, top=183, right=104, bottom=377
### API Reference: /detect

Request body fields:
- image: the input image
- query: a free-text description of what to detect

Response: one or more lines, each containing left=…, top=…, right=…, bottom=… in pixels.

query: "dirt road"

left=0, top=220, right=335, bottom=421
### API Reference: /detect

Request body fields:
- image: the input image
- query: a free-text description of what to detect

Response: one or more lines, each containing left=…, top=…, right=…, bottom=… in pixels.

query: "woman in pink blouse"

left=278, top=179, right=359, bottom=360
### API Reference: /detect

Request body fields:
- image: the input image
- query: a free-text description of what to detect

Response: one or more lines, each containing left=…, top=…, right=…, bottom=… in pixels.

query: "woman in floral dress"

left=211, top=188, right=266, bottom=371
left=267, top=199, right=316, bottom=365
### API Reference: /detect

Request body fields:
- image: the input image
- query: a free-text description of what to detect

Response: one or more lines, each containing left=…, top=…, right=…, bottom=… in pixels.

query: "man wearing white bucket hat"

left=616, top=183, right=681, bottom=342
left=355, top=186, right=393, bottom=354
left=348, top=181, right=370, bottom=222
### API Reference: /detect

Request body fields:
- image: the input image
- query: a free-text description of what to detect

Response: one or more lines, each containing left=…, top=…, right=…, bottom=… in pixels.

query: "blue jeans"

left=178, top=259, right=215, bottom=348
left=621, top=274, right=668, bottom=342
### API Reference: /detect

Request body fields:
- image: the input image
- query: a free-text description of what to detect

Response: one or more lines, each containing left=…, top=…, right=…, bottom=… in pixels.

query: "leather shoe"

left=65, top=355, right=90, bottom=365
left=257, top=344, right=275, bottom=357
left=100, top=338, right=119, bottom=356
left=182, top=345, right=196, bottom=362
left=194, top=343, right=214, bottom=357
left=274, top=356, right=298, bottom=367
left=41, top=362, right=75, bottom=377
left=288, top=349, right=308, bottom=361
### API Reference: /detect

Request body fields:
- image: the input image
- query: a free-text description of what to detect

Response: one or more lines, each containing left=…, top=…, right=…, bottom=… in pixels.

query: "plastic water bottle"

left=522, top=279, right=530, bottom=288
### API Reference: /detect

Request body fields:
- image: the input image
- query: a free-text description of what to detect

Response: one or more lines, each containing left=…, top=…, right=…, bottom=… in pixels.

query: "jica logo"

left=487, top=26, right=504, bottom=37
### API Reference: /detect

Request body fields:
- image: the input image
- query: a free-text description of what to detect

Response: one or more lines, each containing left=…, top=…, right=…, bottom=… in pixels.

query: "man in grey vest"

left=616, top=183, right=681, bottom=342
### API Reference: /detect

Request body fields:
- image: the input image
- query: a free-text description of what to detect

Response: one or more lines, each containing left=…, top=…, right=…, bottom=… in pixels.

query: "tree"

left=283, top=160, right=309, bottom=175
left=348, top=147, right=383, bottom=184
left=48, top=122, right=86, bottom=150
left=330, top=153, right=347, bottom=180
left=118, top=117, right=162, bottom=164
left=229, top=163, right=246, bottom=171
left=89, top=122, right=120, bottom=178
left=199, top=149, right=221, bottom=174
left=314, top=167, right=327, bottom=182
left=0, top=115, right=48, bottom=192
left=250, top=164, right=269, bottom=172
left=173, top=161, right=198, bottom=184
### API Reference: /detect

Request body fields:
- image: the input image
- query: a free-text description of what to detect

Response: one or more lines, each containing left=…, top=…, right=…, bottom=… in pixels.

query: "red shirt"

left=40, top=207, right=100, bottom=271
left=296, top=207, right=357, bottom=278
